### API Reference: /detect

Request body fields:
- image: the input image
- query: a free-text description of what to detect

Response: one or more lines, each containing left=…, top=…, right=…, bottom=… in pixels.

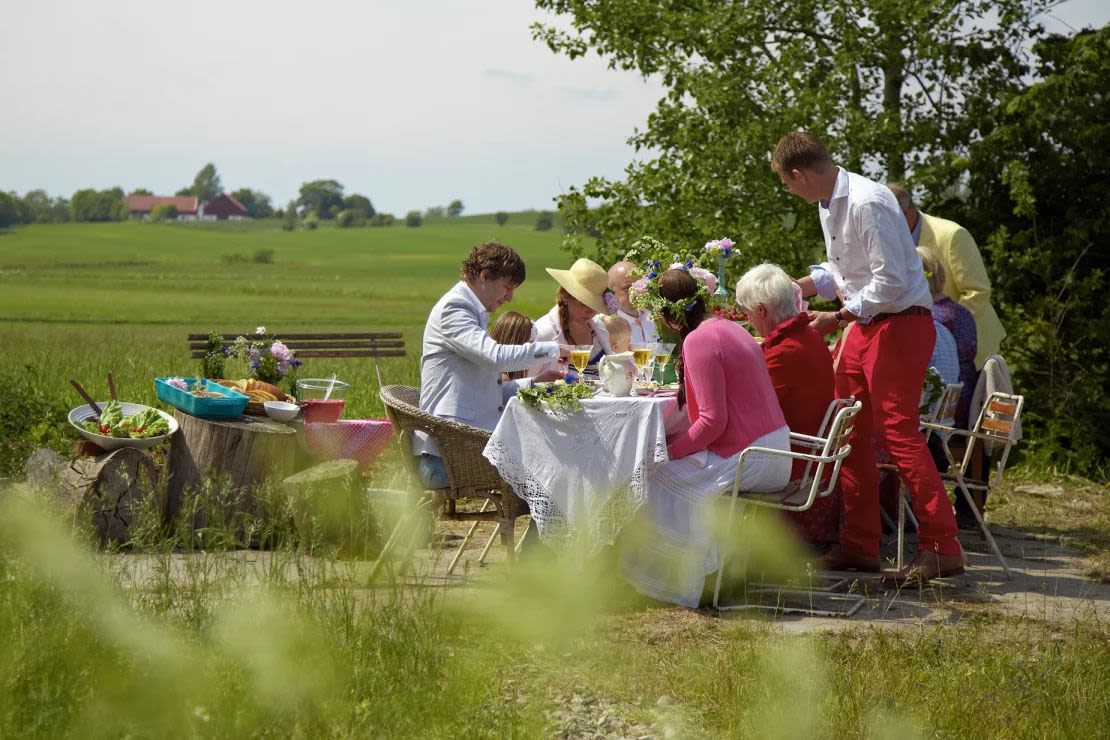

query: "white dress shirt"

left=812, top=167, right=933, bottom=321
left=416, top=281, right=560, bottom=456
left=529, top=306, right=613, bottom=377
left=617, top=308, right=659, bottom=345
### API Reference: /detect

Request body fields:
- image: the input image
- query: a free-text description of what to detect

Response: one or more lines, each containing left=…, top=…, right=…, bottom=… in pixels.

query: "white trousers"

left=618, top=426, right=791, bottom=608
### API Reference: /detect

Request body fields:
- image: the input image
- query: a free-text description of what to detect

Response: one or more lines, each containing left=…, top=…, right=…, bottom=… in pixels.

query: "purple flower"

left=270, top=341, right=294, bottom=363
left=718, top=237, right=735, bottom=250
left=292, top=359, right=302, bottom=367
left=167, top=377, right=188, bottom=391
left=603, top=290, right=621, bottom=315
left=647, top=271, right=658, bottom=280
left=563, top=373, right=578, bottom=384
left=250, top=360, right=260, bottom=369
left=545, top=385, right=555, bottom=394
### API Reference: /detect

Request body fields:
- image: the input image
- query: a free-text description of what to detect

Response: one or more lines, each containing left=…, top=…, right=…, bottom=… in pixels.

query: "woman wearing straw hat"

left=530, top=258, right=615, bottom=377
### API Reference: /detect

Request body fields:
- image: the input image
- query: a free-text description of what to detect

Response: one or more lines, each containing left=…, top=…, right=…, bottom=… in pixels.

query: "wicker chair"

left=374, top=384, right=527, bottom=576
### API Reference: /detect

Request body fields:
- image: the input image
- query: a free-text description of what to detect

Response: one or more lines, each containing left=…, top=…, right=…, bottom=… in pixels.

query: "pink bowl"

left=301, top=399, right=345, bottom=423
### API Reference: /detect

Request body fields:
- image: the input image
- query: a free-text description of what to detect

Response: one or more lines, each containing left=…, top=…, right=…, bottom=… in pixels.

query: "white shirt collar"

left=455, top=280, right=488, bottom=323
left=821, top=166, right=849, bottom=209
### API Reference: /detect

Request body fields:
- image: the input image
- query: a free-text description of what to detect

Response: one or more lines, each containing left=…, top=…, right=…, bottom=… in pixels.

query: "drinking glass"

left=654, top=342, right=675, bottom=384
left=631, top=342, right=655, bottom=388
left=570, top=345, right=593, bottom=374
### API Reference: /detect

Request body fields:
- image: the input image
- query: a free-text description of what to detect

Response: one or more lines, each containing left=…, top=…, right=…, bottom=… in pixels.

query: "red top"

left=761, top=314, right=835, bottom=476
left=668, top=318, right=786, bottom=459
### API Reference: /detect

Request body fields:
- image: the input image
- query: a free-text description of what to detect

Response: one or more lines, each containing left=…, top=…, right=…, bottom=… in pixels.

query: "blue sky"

left=0, top=0, right=1104, bottom=215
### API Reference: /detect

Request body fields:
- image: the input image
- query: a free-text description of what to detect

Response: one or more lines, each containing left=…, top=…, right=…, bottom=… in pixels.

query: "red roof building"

left=202, top=193, right=248, bottom=220
left=124, top=195, right=200, bottom=219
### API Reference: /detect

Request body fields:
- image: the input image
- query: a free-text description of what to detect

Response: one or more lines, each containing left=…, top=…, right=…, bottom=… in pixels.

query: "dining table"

left=483, top=390, right=686, bottom=551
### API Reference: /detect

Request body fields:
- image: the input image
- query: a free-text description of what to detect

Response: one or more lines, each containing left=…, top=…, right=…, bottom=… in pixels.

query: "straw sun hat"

left=546, top=258, right=609, bottom=314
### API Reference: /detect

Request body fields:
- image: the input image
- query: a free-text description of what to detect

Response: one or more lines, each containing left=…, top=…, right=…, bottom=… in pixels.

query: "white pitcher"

left=598, top=352, right=636, bottom=397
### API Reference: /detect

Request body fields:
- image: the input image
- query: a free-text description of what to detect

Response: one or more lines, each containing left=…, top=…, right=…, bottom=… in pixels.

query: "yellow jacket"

left=918, top=212, right=1005, bottom=369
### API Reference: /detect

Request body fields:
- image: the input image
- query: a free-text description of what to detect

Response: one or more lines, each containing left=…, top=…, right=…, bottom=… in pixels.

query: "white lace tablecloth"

left=484, top=394, right=682, bottom=549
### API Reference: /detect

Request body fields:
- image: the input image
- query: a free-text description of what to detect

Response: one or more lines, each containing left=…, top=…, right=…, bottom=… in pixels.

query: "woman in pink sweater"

left=619, top=269, right=791, bottom=607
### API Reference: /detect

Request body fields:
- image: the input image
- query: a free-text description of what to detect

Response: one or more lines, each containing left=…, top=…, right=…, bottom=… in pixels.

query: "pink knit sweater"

left=667, top=318, right=787, bottom=460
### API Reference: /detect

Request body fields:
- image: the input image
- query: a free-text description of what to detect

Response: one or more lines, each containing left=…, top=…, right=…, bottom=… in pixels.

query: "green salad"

left=82, top=401, right=170, bottom=439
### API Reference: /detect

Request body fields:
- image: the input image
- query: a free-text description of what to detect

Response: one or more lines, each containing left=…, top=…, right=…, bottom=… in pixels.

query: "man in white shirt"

left=774, top=131, right=963, bottom=583
left=416, top=241, right=569, bottom=488
left=608, top=260, right=659, bottom=344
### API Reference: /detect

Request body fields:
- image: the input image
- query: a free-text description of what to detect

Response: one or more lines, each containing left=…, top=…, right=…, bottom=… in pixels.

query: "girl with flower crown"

left=618, top=268, right=793, bottom=608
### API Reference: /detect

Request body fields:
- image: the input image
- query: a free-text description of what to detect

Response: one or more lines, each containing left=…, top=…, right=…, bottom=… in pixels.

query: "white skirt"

left=618, top=426, right=791, bottom=608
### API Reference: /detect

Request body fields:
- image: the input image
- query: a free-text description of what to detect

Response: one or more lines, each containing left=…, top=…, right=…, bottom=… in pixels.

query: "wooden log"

left=56, top=447, right=161, bottom=545
left=282, top=459, right=377, bottom=556
left=166, top=411, right=297, bottom=543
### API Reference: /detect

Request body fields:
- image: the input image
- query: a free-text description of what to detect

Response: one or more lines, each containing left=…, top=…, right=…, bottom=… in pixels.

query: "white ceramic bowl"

left=264, top=400, right=300, bottom=422
left=68, top=401, right=178, bottom=451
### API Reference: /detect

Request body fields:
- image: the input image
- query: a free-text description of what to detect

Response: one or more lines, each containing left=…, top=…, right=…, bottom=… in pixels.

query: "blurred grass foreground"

left=1, top=476, right=1108, bottom=738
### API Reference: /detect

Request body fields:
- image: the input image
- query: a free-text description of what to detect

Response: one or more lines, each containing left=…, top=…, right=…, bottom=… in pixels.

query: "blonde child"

left=600, top=314, right=632, bottom=353
left=490, top=311, right=536, bottom=380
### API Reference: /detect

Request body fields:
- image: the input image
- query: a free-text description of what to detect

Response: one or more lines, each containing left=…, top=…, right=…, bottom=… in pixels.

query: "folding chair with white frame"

left=713, top=400, right=865, bottom=617
left=920, top=391, right=1023, bottom=579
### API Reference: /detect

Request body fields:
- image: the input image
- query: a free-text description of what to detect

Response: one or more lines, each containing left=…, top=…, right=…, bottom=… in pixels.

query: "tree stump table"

left=283, top=459, right=377, bottom=556
left=166, top=411, right=297, bottom=542
left=53, top=447, right=161, bottom=545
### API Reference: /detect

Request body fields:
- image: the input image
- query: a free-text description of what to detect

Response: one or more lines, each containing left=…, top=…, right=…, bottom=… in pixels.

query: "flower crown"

left=629, top=257, right=711, bottom=326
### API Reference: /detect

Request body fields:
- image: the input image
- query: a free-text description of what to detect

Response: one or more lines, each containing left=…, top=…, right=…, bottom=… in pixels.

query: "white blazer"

left=415, top=281, right=560, bottom=456
left=528, top=306, right=612, bottom=377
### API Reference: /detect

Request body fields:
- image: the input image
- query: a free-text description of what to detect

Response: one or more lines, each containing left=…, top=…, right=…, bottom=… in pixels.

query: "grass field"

left=1, top=219, right=576, bottom=422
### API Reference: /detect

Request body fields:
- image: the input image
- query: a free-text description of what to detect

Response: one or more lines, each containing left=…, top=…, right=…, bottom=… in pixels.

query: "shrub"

left=252, top=249, right=274, bottom=264
left=535, top=211, right=554, bottom=231
left=303, top=212, right=319, bottom=231
left=405, top=210, right=422, bottom=227
left=150, top=204, right=178, bottom=222
left=335, top=209, right=367, bottom=228
left=281, top=201, right=297, bottom=231
left=0, top=364, right=72, bottom=477
left=495, top=211, right=509, bottom=226
left=369, top=212, right=395, bottom=227
left=221, top=253, right=249, bottom=264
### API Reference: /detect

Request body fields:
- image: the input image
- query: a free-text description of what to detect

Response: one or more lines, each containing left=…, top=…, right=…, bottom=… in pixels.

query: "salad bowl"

left=68, top=401, right=179, bottom=451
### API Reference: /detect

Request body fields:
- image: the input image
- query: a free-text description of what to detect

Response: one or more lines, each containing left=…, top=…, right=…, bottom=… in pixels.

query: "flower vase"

left=714, top=253, right=729, bottom=298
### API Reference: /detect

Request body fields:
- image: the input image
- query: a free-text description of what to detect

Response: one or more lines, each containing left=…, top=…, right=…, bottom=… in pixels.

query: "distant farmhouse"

left=123, top=193, right=248, bottom=221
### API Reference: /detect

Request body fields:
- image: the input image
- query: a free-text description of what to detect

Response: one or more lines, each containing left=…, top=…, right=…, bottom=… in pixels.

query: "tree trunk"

left=56, top=447, right=161, bottom=545
left=166, top=411, right=297, bottom=544
left=883, top=50, right=906, bottom=181
left=282, top=459, right=378, bottom=556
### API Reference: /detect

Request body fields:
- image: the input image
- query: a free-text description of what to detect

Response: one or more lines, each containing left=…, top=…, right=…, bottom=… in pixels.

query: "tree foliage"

left=342, top=194, right=375, bottom=219
left=297, top=180, right=344, bottom=220
left=447, top=199, right=464, bottom=217
left=184, top=163, right=222, bottom=202
left=495, top=211, right=509, bottom=226
left=957, top=28, right=1110, bottom=477
left=281, top=200, right=298, bottom=232
left=533, top=0, right=1049, bottom=276
left=150, top=204, right=178, bottom=222
left=70, top=188, right=126, bottom=222
left=232, top=188, right=274, bottom=219
left=405, top=210, right=423, bottom=227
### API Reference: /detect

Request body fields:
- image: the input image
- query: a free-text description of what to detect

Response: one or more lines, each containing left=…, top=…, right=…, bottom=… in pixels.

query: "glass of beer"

left=654, top=342, right=675, bottom=383
left=570, top=345, right=593, bottom=374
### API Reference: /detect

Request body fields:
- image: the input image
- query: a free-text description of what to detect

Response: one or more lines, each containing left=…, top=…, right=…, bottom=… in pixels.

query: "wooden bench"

left=188, top=332, right=406, bottom=387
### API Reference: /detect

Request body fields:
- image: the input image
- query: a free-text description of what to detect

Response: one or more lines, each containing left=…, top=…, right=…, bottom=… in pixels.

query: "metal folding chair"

left=713, top=400, right=865, bottom=617
left=920, top=391, right=1024, bottom=579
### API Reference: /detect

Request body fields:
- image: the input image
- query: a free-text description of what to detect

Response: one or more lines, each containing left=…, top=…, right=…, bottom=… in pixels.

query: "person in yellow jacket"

left=888, top=182, right=1005, bottom=369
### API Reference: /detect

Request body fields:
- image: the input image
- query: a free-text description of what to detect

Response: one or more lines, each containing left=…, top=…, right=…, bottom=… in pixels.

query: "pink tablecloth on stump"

left=303, top=418, right=394, bottom=469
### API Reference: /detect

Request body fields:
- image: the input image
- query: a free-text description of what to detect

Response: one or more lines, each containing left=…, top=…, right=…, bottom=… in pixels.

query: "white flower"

left=255, top=326, right=266, bottom=335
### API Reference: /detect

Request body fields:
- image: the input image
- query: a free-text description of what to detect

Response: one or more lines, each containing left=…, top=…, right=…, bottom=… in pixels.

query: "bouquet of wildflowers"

left=226, top=327, right=301, bottom=388
left=703, top=237, right=736, bottom=258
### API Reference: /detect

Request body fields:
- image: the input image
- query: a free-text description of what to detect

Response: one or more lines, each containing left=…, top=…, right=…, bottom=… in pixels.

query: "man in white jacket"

left=416, top=241, right=569, bottom=487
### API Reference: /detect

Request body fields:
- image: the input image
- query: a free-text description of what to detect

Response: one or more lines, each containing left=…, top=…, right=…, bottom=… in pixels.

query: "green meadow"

left=1, top=218, right=573, bottom=421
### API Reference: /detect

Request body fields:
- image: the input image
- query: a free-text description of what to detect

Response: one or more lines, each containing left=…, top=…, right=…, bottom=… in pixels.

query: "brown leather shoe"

left=816, top=545, right=881, bottom=573
left=882, top=549, right=965, bottom=584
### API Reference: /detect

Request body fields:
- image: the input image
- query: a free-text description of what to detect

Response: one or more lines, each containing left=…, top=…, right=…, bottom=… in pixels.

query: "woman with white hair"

left=735, top=263, right=840, bottom=547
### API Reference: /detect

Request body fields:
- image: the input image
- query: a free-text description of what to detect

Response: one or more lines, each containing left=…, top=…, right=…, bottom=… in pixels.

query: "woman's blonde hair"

left=916, top=247, right=946, bottom=296
left=490, top=311, right=534, bottom=379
